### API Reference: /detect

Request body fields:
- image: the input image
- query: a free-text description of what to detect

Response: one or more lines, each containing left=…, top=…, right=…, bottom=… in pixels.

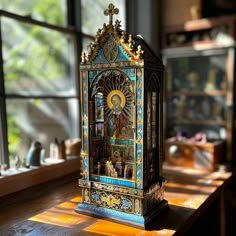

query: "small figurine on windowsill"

left=1, top=164, right=7, bottom=172
left=26, top=141, right=43, bottom=167
left=15, top=155, right=21, bottom=170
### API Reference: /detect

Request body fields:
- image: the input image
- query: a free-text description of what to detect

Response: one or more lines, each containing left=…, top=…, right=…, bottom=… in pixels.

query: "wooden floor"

left=0, top=167, right=234, bottom=236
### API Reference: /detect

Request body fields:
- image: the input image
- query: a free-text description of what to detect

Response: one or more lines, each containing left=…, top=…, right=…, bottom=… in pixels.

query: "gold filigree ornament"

left=136, top=179, right=142, bottom=186
left=136, top=158, right=141, bottom=165
left=104, top=3, right=119, bottom=25
left=80, top=150, right=88, bottom=158
left=135, top=198, right=141, bottom=214
left=136, top=138, right=142, bottom=144
left=103, top=35, right=118, bottom=62
left=128, top=34, right=134, bottom=52
left=81, top=51, right=87, bottom=64
left=136, top=45, right=144, bottom=60
left=81, top=3, right=144, bottom=64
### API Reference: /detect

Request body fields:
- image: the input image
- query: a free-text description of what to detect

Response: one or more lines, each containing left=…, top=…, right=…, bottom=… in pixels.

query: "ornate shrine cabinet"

left=76, top=4, right=168, bottom=228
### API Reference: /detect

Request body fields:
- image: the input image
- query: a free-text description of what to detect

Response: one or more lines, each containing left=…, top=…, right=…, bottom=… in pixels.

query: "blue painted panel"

left=137, top=88, right=142, bottom=100
left=77, top=202, right=145, bottom=227
left=105, top=136, right=134, bottom=145
left=91, top=175, right=135, bottom=188
left=122, top=68, right=136, bottom=81
left=92, top=49, right=108, bottom=63
left=89, top=71, right=99, bottom=83
left=115, top=45, right=130, bottom=62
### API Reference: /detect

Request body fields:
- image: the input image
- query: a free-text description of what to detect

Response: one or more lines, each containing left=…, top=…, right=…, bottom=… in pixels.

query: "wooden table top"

left=0, top=165, right=232, bottom=236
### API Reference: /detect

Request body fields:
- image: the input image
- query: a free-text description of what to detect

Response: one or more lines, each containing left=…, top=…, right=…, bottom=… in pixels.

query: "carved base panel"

left=76, top=185, right=168, bottom=228
left=76, top=200, right=168, bottom=229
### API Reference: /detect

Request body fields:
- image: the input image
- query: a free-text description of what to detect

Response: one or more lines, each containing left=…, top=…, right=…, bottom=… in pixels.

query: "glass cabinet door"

left=164, top=48, right=232, bottom=141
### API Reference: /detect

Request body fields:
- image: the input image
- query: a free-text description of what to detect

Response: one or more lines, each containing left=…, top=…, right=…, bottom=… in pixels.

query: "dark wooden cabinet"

left=162, top=15, right=236, bottom=49
left=165, top=139, right=224, bottom=171
left=162, top=16, right=236, bottom=167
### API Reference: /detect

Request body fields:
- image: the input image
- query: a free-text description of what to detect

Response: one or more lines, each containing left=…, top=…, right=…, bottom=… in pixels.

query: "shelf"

left=191, top=40, right=235, bottom=50
left=162, top=15, right=235, bottom=162
left=162, top=15, right=236, bottom=49
left=169, top=90, right=227, bottom=96
left=163, top=15, right=236, bottom=32
left=183, top=16, right=236, bottom=32
left=174, top=120, right=227, bottom=126
left=166, top=138, right=224, bottom=147
left=165, top=40, right=233, bottom=50
left=0, top=157, right=80, bottom=197
left=164, top=38, right=235, bottom=50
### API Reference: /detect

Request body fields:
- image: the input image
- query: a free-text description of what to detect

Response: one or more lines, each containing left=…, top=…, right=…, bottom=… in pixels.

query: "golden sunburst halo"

left=106, top=90, right=126, bottom=109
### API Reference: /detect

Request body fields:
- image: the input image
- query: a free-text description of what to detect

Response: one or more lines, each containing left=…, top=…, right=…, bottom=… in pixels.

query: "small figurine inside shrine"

left=76, top=3, right=168, bottom=228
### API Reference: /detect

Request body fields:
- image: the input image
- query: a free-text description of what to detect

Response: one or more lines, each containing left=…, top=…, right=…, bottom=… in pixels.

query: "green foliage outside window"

left=0, top=0, right=69, bottom=164
left=0, top=0, right=66, bottom=26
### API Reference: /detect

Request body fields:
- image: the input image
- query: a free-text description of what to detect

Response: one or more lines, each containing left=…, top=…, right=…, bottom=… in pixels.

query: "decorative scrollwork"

left=82, top=3, right=144, bottom=64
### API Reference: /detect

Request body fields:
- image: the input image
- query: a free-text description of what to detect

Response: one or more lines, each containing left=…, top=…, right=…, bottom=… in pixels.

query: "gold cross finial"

left=104, top=3, right=119, bottom=25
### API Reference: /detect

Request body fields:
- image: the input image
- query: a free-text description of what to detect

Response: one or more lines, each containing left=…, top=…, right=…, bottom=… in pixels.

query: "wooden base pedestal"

left=76, top=200, right=168, bottom=229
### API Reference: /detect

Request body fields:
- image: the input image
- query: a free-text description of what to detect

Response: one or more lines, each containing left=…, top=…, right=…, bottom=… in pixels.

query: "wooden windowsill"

left=0, top=157, right=80, bottom=198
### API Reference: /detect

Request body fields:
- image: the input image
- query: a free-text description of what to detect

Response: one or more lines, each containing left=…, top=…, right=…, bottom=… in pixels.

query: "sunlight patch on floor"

left=83, top=220, right=176, bottom=236
left=28, top=195, right=176, bottom=235
left=28, top=196, right=89, bottom=228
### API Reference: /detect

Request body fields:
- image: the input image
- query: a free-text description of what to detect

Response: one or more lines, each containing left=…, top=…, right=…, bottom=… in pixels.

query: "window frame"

left=0, top=8, right=80, bottom=167
left=0, top=0, right=128, bottom=168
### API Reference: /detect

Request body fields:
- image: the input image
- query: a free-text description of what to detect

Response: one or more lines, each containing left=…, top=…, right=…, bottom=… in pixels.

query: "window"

left=0, top=0, right=126, bottom=170
left=0, top=1, right=79, bottom=168
left=0, top=0, right=67, bottom=26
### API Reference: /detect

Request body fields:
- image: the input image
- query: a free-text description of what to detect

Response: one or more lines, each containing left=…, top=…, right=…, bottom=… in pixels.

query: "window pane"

left=2, top=17, right=77, bottom=96
left=6, top=98, right=79, bottom=167
left=81, top=0, right=126, bottom=36
left=0, top=0, right=67, bottom=26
